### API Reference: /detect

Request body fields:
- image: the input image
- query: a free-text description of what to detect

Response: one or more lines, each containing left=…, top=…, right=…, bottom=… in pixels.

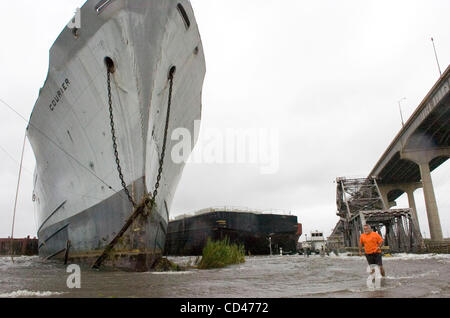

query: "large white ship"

left=27, top=0, right=205, bottom=271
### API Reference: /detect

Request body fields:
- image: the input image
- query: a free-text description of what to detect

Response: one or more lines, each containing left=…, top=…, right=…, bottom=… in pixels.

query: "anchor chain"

left=107, top=69, right=136, bottom=208
left=92, top=65, right=176, bottom=269
left=152, top=66, right=175, bottom=202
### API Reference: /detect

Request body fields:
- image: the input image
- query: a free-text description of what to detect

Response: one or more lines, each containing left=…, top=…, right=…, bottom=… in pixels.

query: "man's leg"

left=366, top=254, right=376, bottom=274
left=376, top=254, right=385, bottom=276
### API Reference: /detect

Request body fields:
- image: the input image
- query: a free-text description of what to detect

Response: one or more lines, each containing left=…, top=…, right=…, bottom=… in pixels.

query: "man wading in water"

left=359, top=224, right=385, bottom=277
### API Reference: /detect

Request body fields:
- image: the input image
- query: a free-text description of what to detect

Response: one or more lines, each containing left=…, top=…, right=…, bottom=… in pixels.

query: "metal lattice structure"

left=335, top=177, right=423, bottom=252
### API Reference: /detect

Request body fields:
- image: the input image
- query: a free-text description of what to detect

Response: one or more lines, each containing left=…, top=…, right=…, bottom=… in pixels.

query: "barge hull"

left=165, top=211, right=301, bottom=256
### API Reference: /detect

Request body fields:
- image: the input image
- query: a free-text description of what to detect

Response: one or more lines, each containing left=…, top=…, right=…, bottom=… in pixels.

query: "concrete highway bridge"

left=369, top=65, right=450, bottom=242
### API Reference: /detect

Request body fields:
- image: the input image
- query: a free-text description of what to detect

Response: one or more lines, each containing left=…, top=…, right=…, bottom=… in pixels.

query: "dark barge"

left=164, top=208, right=302, bottom=256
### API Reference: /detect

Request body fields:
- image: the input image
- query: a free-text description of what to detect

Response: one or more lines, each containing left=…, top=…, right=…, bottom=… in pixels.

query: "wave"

left=0, top=256, right=40, bottom=270
left=382, top=253, right=450, bottom=261
left=311, top=253, right=450, bottom=261
left=0, top=290, right=64, bottom=298
left=385, top=270, right=438, bottom=280
left=150, top=271, right=194, bottom=275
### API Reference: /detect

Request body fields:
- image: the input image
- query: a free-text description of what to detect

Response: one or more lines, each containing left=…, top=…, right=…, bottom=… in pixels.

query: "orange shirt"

left=359, top=231, right=383, bottom=254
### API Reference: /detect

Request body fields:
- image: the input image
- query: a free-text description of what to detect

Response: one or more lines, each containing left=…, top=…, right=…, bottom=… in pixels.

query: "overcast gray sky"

left=0, top=0, right=449, bottom=240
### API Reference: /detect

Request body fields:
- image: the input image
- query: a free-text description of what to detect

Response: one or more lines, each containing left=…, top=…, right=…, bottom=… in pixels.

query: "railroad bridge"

left=333, top=65, right=449, bottom=250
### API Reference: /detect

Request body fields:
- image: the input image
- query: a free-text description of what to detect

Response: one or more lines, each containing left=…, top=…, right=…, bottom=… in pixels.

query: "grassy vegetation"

left=198, top=237, right=245, bottom=269
left=154, top=257, right=184, bottom=272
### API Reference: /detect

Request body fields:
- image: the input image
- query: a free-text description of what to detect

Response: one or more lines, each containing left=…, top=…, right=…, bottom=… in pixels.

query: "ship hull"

left=27, top=0, right=205, bottom=271
left=165, top=211, right=301, bottom=256
left=38, top=177, right=168, bottom=270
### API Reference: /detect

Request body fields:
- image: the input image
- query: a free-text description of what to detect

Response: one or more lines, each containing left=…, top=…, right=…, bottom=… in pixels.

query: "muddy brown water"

left=0, top=253, right=449, bottom=298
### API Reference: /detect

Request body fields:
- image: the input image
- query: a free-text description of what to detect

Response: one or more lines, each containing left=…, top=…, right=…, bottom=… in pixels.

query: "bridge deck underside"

left=377, top=95, right=450, bottom=201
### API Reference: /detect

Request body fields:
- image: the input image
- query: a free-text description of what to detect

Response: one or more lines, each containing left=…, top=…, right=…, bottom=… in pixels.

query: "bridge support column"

left=378, top=188, right=389, bottom=210
left=401, top=148, right=450, bottom=241
left=405, top=187, right=420, bottom=234
left=378, top=185, right=404, bottom=209
left=417, top=161, right=443, bottom=241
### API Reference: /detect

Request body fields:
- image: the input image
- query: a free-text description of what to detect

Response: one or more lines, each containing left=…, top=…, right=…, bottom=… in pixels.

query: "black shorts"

left=365, top=253, right=382, bottom=266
